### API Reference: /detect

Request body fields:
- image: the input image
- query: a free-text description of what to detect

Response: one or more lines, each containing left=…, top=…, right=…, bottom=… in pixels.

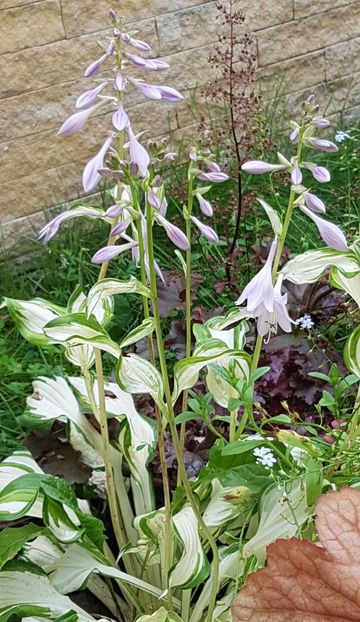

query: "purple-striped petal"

left=114, top=72, right=126, bottom=92
left=58, top=105, right=97, bottom=136
left=112, top=103, right=129, bottom=131
left=156, top=215, right=189, bottom=250
left=300, top=206, right=348, bottom=251
left=241, top=160, right=287, bottom=174
left=129, top=37, right=151, bottom=52
left=314, top=117, right=331, bottom=128
left=110, top=219, right=130, bottom=236
left=76, top=82, right=108, bottom=110
left=127, top=125, right=150, bottom=178
left=107, top=40, right=115, bottom=56
left=290, top=127, right=299, bottom=143
left=306, top=137, right=339, bottom=153
left=195, top=192, right=213, bottom=217
left=156, top=85, right=183, bottom=102
left=303, top=191, right=326, bottom=213
left=84, top=54, right=108, bottom=77
left=83, top=135, right=113, bottom=192
left=106, top=204, right=123, bottom=217
left=129, top=79, right=162, bottom=100
left=197, top=171, right=229, bottom=182
left=190, top=215, right=218, bottom=243
left=312, top=165, right=331, bottom=183
left=291, top=163, right=302, bottom=185
left=92, top=241, right=137, bottom=264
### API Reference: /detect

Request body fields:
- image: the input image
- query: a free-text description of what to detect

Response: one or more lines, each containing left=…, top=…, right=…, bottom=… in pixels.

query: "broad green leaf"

left=170, top=506, right=210, bottom=589
left=117, top=353, right=164, bottom=407
left=221, top=440, right=264, bottom=456
left=87, top=277, right=152, bottom=318
left=44, top=313, right=121, bottom=359
left=0, top=524, right=46, bottom=570
left=344, top=326, right=360, bottom=378
left=0, top=570, right=106, bottom=622
left=282, top=249, right=358, bottom=284
left=257, top=198, right=282, bottom=236
left=3, top=298, right=65, bottom=346
left=330, top=267, right=360, bottom=307
left=120, top=318, right=155, bottom=349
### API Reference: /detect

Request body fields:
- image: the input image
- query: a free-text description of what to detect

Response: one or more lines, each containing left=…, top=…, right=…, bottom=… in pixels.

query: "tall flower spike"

left=300, top=206, right=348, bottom=251
left=236, top=239, right=278, bottom=313
left=83, top=135, right=114, bottom=192
left=127, top=125, right=150, bottom=178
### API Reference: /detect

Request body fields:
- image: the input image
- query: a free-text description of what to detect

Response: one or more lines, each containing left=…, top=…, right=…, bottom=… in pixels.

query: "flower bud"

left=312, top=165, right=331, bottom=183
left=241, top=160, right=287, bottom=175
left=190, top=215, right=219, bottom=243
left=290, top=127, right=299, bottom=143
left=291, top=162, right=302, bottom=185
left=106, top=204, right=123, bottom=217
left=114, top=72, right=126, bottom=92
left=107, top=40, right=115, bottom=56
left=83, top=135, right=114, bottom=192
left=197, top=171, right=229, bottom=182
left=112, top=104, right=129, bottom=131
left=129, top=37, right=152, bottom=52
left=156, top=215, right=190, bottom=250
left=156, top=85, right=183, bottom=102
left=76, top=81, right=108, bottom=110
left=300, top=206, right=348, bottom=251
left=306, top=137, right=338, bottom=153
left=92, top=241, right=137, bottom=264
left=314, top=117, right=330, bottom=129
left=303, top=191, right=326, bottom=213
left=111, top=220, right=130, bottom=236
left=108, top=9, right=117, bottom=20
left=195, top=192, right=213, bottom=217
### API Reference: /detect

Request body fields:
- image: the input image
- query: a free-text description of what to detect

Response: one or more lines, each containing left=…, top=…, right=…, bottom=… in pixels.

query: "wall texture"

left=1, top=0, right=360, bottom=246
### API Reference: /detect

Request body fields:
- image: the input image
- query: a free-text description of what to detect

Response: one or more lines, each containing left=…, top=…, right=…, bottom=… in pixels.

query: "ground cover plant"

left=1, top=6, right=360, bottom=622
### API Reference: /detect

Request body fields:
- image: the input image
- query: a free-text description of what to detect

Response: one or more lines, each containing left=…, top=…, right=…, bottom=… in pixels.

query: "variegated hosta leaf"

left=87, top=276, right=152, bottom=318
left=69, top=377, right=156, bottom=518
left=257, top=198, right=282, bottom=236
left=330, top=266, right=360, bottom=307
left=172, top=339, right=250, bottom=403
left=0, top=569, right=111, bottom=622
left=120, top=318, right=155, bottom=349
left=344, top=326, right=360, bottom=378
left=170, top=506, right=210, bottom=589
left=202, top=479, right=253, bottom=532
left=68, top=285, right=113, bottom=328
left=204, top=309, right=251, bottom=332
left=282, top=248, right=358, bottom=284
left=2, top=297, right=65, bottom=346
left=117, top=353, right=164, bottom=407
left=48, top=543, right=167, bottom=601
left=136, top=607, right=182, bottom=622
left=0, top=451, right=43, bottom=520
left=25, top=377, right=103, bottom=468
left=44, top=313, right=121, bottom=359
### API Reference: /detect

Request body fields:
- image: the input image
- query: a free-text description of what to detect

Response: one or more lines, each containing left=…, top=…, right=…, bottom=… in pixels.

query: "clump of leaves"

left=232, top=487, right=360, bottom=620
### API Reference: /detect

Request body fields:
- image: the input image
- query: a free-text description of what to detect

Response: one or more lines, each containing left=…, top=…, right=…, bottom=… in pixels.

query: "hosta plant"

left=1, top=9, right=360, bottom=622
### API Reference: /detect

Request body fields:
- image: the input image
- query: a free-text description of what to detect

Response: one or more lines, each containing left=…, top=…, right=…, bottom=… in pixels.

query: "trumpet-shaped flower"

left=83, top=135, right=114, bottom=192
left=75, top=82, right=108, bottom=110
left=112, top=103, right=128, bottom=131
left=241, top=160, right=287, bottom=175
left=300, top=205, right=348, bottom=251
left=127, top=125, right=150, bottom=178
left=255, top=274, right=293, bottom=341
left=84, top=54, right=108, bottom=77
left=38, top=206, right=104, bottom=243
left=236, top=239, right=278, bottom=313
left=58, top=102, right=105, bottom=136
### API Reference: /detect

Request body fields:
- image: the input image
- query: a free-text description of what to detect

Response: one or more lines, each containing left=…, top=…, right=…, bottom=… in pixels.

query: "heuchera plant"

left=1, top=9, right=360, bottom=622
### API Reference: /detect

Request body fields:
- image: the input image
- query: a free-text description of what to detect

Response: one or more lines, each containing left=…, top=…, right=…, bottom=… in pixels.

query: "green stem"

left=344, top=384, right=360, bottom=448
left=146, top=201, right=219, bottom=622
left=229, top=409, right=238, bottom=443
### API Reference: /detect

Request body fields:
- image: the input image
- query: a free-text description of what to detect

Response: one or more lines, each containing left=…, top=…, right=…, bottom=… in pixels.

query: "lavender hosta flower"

left=58, top=101, right=106, bottom=136
left=127, top=125, right=150, bottom=178
left=236, top=239, right=278, bottom=313
left=256, top=274, right=293, bottom=341
left=112, top=103, right=129, bottom=131
left=129, top=79, right=162, bottom=101
left=314, top=117, right=331, bottom=129
left=156, top=85, right=183, bottom=102
left=147, top=189, right=162, bottom=210
left=190, top=215, right=218, bottom=243
left=197, top=171, right=229, bottom=183
left=105, top=204, right=123, bottom=217
left=84, top=53, right=108, bottom=77
left=156, top=214, right=190, bottom=251
left=114, top=72, right=126, bottom=92
left=241, top=160, right=287, bottom=175
left=107, top=40, right=116, bottom=56
left=195, top=192, right=213, bottom=217
left=206, top=160, right=221, bottom=173
left=303, top=191, right=326, bottom=213
left=291, top=161, right=302, bottom=185
left=300, top=205, right=348, bottom=251
left=110, top=219, right=130, bottom=237
left=126, top=53, right=169, bottom=71
left=38, top=207, right=104, bottom=243
left=108, top=8, right=117, bottom=20
left=306, top=137, right=339, bottom=153
left=83, top=135, right=114, bottom=192
left=304, top=163, right=331, bottom=183
left=128, top=36, right=152, bottom=52
left=290, top=127, right=299, bottom=143
left=76, top=82, right=108, bottom=110
left=92, top=240, right=138, bottom=264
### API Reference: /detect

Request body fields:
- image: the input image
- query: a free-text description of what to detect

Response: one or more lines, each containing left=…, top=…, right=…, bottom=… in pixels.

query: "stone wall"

left=1, top=0, right=360, bottom=245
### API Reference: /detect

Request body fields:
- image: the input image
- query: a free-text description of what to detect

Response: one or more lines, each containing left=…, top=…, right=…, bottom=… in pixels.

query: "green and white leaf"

left=283, top=248, right=358, bottom=284
left=68, top=286, right=113, bottom=330
left=330, top=267, right=360, bottom=307
left=0, top=451, right=43, bottom=520
left=3, top=298, right=65, bottom=346
left=117, top=354, right=164, bottom=407
left=0, top=569, right=111, bottom=622
left=25, top=377, right=103, bottom=468
left=87, top=277, right=152, bottom=318
left=257, top=198, right=282, bottom=236
left=136, top=607, right=182, bottom=622
left=120, top=318, right=155, bottom=349
left=44, top=313, right=121, bottom=359
left=344, top=326, right=360, bottom=378
left=170, top=506, right=210, bottom=590
left=202, top=479, right=244, bottom=531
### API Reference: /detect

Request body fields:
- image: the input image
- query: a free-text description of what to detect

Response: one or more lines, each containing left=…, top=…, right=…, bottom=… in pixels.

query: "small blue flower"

left=335, top=130, right=351, bottom=143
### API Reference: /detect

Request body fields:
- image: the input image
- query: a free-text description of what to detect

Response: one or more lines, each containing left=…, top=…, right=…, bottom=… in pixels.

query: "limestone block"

left=295, top=0, right=352, bottom=18
left=0, top=1, right=65, bottom=55
left=258, top=51, right=326, bottom=98
left=325, top=36, right=360, bottom=81
left=157, top=0, right=293, bottom=56
left=60, top=0, right=210, bottom=38
left=257, top=2, right=360, bottom=67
